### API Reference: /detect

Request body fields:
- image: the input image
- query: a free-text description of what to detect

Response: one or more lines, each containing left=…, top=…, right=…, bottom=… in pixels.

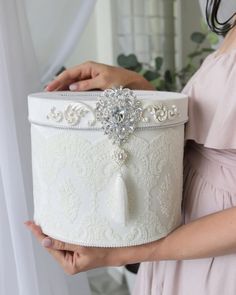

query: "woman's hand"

left=24, top=221, right=152, bottom=275
left=45, top=61, right=155, bottom=92
left=25, top=207, right=236, bottom=275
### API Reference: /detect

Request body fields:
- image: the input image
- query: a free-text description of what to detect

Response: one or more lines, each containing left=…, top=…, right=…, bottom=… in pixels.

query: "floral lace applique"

left=31, top=124, right=184, bottom=246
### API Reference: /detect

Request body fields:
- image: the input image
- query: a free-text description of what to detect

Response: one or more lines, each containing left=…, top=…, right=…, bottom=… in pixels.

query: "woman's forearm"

left=116, top=207, right=236, bottom=266
left=150, top=207, right=236, bottom=261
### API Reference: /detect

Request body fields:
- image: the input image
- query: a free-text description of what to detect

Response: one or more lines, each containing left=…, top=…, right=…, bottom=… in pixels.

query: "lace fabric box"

left=28, top=88, right=188, bottom=247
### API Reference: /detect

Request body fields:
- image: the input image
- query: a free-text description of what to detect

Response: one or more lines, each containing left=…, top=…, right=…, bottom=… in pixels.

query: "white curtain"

left=26, top=0, right=96, bottom=84
left=0, top=0, right=95, bottom=294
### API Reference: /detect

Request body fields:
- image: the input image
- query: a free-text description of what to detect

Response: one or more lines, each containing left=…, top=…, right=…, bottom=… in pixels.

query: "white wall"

left=66, top=0, right=114, bottom=68
left=65, top=9, right=98, bottom=67
left=177, top=0, right=204, bottom=68
left=65, top=0, right=204, bottom=71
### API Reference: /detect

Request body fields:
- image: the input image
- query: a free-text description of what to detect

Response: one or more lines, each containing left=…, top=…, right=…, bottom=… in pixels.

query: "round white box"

left=28, top=89, right=188, bottom=247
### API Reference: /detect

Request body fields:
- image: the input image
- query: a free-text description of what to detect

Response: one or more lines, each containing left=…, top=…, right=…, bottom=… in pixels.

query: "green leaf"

left=134, top=62, right=143, bottom=72
left=201, top=47, right=215, bottom=53
left=191, top=32, right=206, bottom=44
left=182, top=63, right=196, bottom=74
left=117, top=54, right=139, bottom=69
left=206, top=32, right=219, bottom=45
left=143, top=70, right=160, bottom=81
left=200, top=19, right=209, bottom=34
left=155, top=57, right=163, bottom=71
left=155, top=79, right=166, bottom=91
left=164, top=70, right=173, bottom=84
left=188, top=51, right=203, bottom=58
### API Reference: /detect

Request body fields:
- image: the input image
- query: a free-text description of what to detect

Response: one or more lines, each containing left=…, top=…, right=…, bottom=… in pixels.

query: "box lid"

left=28, top=89, right=188, bottom=130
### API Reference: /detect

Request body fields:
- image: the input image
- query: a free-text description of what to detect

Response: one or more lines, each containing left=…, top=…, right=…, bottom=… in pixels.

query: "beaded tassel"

left=112, top=173, right=128, bottom=226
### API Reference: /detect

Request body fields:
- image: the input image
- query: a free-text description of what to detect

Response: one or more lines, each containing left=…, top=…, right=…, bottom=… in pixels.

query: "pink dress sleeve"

left=182, top=49, right=236, bottom=149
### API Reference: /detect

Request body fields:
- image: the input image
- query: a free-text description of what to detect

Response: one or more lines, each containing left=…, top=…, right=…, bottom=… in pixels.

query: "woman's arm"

left=25, top=184, right=236, bottom=274
left=45, top=61, right=155, bottom=91
left=116, top=206, right=236, bottom=266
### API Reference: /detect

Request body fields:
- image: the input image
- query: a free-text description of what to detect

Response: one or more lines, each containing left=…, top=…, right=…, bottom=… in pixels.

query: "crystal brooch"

left=96, top=87, right=143, bottom=165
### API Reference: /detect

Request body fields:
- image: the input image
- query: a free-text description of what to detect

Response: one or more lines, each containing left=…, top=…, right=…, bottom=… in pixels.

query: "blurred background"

left=65, top=0, right=216, bottom=76
left=0, top=1, right=220, bottom=295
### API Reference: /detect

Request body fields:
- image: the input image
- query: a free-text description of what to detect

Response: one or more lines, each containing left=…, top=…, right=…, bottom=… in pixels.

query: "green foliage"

left=143, top=70, right=160, bottom=81
left=155, top=57, right=163, bottom=71
left=191, top=32, right=206, bottom=44
left=117, top=54, right=142, bottom=72
left=206, top=32, right=219, bottom=45
left=117, top=21, right=219, bottom=91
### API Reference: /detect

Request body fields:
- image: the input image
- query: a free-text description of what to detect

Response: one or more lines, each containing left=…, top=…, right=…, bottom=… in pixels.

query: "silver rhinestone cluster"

left=112, top=147, right=128, bottom=166
left=95, top=87, right=143, bottom=146
left=46, top=88, right=181, bottom=167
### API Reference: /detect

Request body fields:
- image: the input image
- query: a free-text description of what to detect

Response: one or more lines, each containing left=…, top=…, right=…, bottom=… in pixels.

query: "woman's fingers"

left=44, top=246, right=66, bottom=265
left=45, top=79, right=61, bottom=91
left=25, top=221, right=79, bottom=252
left=25, top=221, right=78, bottom=272
left=25, top=221, right=46, bottom=240
left=45, top=61, right=102, bottom=91
left=45, top=70, right=78, bottom=91
left=46, top=238, right=78, bottom=252
left=69, top=76, right=104, bottom=91
left=24, top=220, right=123, bottom=274
left=44, top=60, right=154, bottom=93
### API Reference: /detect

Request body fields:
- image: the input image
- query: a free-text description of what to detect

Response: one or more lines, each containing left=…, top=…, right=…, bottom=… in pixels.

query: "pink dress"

left=132, top=49, right=236, bottom=295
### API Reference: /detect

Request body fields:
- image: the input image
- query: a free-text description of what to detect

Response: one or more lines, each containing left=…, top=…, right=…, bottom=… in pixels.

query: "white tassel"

left=112, top=173, right=128, bottom=226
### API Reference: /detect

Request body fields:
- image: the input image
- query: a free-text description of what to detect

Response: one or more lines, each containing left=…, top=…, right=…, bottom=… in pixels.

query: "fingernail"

left=69, top=84, right=78, bottom=91
left=44, top=85, right=51, bottom=91
left=42, top=237, right=52, bottom=248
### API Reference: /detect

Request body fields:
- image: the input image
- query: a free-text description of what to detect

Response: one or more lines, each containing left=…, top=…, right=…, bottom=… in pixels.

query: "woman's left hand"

left=24, top=221, right=149, bottom=275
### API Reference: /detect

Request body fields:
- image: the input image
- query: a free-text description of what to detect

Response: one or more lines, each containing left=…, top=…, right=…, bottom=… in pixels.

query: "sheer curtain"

left=0, top=0, right=95, bottom=294
left=25, top=0, right=96, bottom=84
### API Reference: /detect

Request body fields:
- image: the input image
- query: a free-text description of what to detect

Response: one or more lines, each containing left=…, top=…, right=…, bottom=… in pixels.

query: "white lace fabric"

left=31, top=125, right=184, bottom=247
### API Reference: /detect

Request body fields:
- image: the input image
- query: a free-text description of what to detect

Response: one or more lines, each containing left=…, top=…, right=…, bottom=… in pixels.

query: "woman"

left=25, top=1, right=236, bottom=294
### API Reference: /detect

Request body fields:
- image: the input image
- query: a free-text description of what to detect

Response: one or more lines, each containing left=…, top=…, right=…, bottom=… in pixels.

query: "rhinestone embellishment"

left=112, top=148, right=128, bottom=166
left=96, top=87, right=143, bottom=165
left=96, top=87, right=143, bottom=146
left=45, top=88, right=181, bottom=166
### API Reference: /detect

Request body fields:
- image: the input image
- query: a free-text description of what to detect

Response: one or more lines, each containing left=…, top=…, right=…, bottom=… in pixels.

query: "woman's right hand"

left=45, top=61, right=155, bottom=92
